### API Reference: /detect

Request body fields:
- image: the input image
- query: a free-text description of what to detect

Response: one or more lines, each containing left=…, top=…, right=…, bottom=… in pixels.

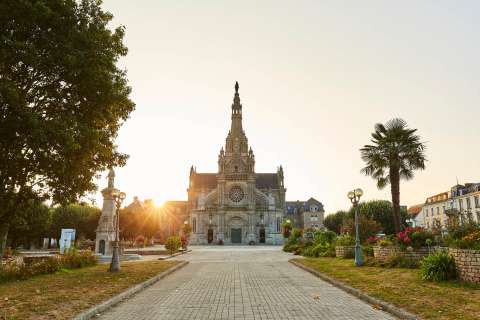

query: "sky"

left=95, top=0, right=480, bottom=213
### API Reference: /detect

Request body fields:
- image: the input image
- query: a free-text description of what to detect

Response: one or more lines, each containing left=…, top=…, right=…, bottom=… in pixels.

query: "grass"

left=0, top=260, right=179, bottom=320
left=293, top=257, right=480, bottom=320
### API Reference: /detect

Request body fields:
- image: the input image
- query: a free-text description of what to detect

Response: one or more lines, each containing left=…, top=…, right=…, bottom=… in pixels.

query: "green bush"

left=420, top=251, right=456, bottom=282
left=362, top=245, right=374, bottom=257
left=335, top=234, right=355, bottom=246
left=313, top=230, right=337, bottom=245
left=165, top=236, right=182, bottom=254
left=61, top=249, right=97, bottom=268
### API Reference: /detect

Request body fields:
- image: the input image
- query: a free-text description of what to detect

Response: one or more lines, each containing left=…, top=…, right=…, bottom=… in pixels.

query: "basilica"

left=188, top=82, right=286, bottom=245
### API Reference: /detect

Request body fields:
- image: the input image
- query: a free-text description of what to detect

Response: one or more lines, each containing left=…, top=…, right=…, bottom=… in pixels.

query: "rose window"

left=229, top=186, right=244, bottom=202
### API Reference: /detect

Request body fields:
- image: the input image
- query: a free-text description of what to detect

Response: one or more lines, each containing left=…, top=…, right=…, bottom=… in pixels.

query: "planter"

left=335, top=246, right=355, bottom=258
left=373, top=246, right=431, bottom=263
left=448, top=248, right=480, bottom=284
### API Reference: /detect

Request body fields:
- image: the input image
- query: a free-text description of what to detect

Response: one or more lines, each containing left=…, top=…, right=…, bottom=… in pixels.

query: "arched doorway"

left=207, top=229, right=214, bottom=243
left=99, top=239, right=105, bottom=255
left=227, top=216, right=247, bottom=244
left=259, top=228, right=266, bottom=243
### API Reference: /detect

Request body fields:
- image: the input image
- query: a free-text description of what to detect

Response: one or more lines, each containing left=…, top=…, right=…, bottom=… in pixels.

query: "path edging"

left=289, top=259, right=419, bottom=320
left=72, top=260, right=189, bottom=320
left=158, top=249, right=192, bottom=260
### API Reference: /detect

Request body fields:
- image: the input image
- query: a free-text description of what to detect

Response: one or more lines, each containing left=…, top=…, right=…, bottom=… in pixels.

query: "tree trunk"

left=0, top=223, right=9, bottom=258
left=390, top=168, right=401, bottom=234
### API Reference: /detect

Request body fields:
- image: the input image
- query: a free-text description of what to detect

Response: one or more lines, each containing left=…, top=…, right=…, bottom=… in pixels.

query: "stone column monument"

left=95, top=168, right=118, bottom=256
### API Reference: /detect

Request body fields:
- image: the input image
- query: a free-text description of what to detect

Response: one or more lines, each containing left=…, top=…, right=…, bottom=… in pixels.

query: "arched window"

left=193, top=217, right=197, bottom=233
left=276, top=217, right=281, bottom=232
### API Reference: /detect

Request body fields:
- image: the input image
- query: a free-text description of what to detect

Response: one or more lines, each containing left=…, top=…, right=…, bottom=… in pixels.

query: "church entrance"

left=231, top=228, right=242, bottom=243
left=99, top=240, right=105, bottom=255
left=207, top=229, right=214, bottom=244
left=259, top=228, right=265, bottom=243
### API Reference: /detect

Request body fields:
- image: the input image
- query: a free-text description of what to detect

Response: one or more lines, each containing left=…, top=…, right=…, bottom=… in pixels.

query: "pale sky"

left=96, top=0, right=480, bottom=213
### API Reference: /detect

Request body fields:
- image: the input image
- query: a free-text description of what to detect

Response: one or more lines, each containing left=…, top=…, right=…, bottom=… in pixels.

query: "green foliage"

left=51, top=204, right=101, bottom=241
left=0, top=250, right=96, bottom=283
left=323, top=211, right=347, bottom=234
left=165, top=236, right=181, bottom=255
left=182, top=224, right=192, bottom=237
left=335, top=234, right=355, bottom=246
left=341, top=215, right=382, bottom=243
left=0, top=0, right=135, bottom=255
left=420, top=251, right=456, bottom=282
left=445, top=223, right=480, bottom=250
left=60, top=248, right=97, bottom=268
left=301, top=230, right=337, bottom=257
left=360, top=119, right=427, bottom=233
left=348, top=200, right=408, bottom=235
left=362, top=245, right=374, bottom=257
left=371, top=252, right=420, bottom=269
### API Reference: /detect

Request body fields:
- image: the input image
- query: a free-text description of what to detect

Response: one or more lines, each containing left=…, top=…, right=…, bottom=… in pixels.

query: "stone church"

left=188, top=82, right=286, bottom=245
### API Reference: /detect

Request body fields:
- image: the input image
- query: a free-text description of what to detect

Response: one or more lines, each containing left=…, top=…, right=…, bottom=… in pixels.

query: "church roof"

left=191, top=173, right=217, bottom=189
left=255, top=173, right=279, bottom=189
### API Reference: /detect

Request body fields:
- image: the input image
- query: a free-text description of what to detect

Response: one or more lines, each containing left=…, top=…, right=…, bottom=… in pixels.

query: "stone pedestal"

left=95, top=186, right=118, bottom=255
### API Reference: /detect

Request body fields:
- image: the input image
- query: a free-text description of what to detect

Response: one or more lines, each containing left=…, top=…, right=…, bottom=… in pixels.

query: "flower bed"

left=373, top=246, right=431, bottom=262
left=335, top=245, right=354, bottom=258
left=448, top=248, right=480, bottom=284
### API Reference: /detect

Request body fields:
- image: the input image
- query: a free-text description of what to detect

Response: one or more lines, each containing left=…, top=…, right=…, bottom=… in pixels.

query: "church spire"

left=231, top=81, right=242, bottom=132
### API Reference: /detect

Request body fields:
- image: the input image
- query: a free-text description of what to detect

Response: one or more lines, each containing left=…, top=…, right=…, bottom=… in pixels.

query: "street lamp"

left=348, top=188, right=364, bottom=267
left=109, top=190, right=126, bottom=272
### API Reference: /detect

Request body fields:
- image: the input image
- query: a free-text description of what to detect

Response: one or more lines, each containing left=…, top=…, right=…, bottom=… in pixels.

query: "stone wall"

left=449, top=248, right=480, bottom=284
left=335, top=246, right=354, bottom=258
left=373, top=246, right=431, bottom=262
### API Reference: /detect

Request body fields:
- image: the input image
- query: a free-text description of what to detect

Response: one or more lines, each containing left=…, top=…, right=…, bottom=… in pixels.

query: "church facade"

left=188, top=82, right=286, bottom=245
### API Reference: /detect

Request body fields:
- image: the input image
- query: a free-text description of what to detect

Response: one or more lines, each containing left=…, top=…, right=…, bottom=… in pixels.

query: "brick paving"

left=98, top=246, right=395, bottom=320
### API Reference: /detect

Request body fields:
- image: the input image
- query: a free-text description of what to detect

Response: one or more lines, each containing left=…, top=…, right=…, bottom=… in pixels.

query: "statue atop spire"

left=235, top=81, right=239, bottom=93
left=107, top=167, right=115, bottom=188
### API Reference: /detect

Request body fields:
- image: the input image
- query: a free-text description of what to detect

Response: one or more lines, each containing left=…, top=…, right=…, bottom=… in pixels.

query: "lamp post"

left=109, top=190, right=126, bottom=272
left=347, top=188, right=364, bottom=267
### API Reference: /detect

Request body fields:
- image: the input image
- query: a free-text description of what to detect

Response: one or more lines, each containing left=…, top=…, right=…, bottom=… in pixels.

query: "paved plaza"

left=98, top=246, right=395, bottom=320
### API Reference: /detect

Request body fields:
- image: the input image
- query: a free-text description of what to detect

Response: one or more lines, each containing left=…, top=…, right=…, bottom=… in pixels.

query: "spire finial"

left=235, top=81, right=239, bottom=93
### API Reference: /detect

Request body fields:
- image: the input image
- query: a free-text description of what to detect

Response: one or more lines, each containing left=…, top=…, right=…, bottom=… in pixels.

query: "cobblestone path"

left=98, top=246, right=395, bottom=320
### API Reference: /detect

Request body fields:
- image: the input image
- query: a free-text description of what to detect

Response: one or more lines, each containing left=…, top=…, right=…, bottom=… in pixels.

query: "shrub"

left=61, top=249, right=97, bottom=269
left=420, top=251, right=456, bottom=282
left=378, top=239, right=393, bottom=247
left=165, top=236, right=181, bottom=254
left=135, top=235, right=146, bottom=248
left=396, top=227, right=434, bottom=249
left=362, top=245, right=374, bottom=257
left=335, top=234, right=355, bottom=246
left=313, top=230, right=337, bottom=245
left=380, top=252, right=419, bottom=269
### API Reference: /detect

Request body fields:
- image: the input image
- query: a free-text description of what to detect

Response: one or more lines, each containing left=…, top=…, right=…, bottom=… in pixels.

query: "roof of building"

left=191, top=173, right=217, bottom=189
left=425, top=191, right=450, bottom=204
left=255, top=173, right=279, bottom=189
left=407, top=204, right=423, bottom=216
left=285, top=198, right=324, bottom=214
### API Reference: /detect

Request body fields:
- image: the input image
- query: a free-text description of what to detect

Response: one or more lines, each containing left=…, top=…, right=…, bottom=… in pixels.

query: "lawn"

left=293, top=257, right=480, bottom=320
left=0, top=260, right=180, bottom=320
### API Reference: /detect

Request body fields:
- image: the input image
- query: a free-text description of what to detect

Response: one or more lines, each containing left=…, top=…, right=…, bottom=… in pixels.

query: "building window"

left=436, top=207, right=440, bottom=215
left=475, top=196, right=480, bottom=208
left=311, top=215, right=318, bottom=222
left=459, top=199, right=463, bottom=210
left=310, top=205, right=318, bottom=212
left=466, top=198, right=471, bottom=209
left=276, top=218, right=281, bottom=232
left=193, top=217, right=197, bottom=233
left=431, top=208, right=434, bottom=216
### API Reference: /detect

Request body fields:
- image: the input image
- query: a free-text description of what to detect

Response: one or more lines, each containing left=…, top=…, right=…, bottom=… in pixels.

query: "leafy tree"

left=51, top=204, right=101, bottom=241
left=360, top=119, right=426, bottom=233
left=8, top=199, right=52, bottom=249
left=348, top=200, right=407, bottom=235
left=0, top=0, right=135, bottom=256
left=323, top=210, right=348, bottom=234
left=341, top=216, right=382, bottom=243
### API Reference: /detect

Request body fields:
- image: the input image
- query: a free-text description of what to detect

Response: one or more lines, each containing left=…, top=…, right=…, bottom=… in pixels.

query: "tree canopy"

left=360, top=118, right=426, bottom=233
left=0, top=0, right=135, bottom=254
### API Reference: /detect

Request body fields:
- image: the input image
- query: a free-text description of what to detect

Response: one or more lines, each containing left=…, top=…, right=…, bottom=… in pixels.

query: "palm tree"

left=360, top=118, right=426, bottom=234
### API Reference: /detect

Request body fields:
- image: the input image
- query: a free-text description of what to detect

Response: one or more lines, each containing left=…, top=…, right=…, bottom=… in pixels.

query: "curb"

left=289, top=259, right=419, bottom=320
left=73, top=260, right=189, bottom=320
left=158, top=249, right=192, bottom=260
